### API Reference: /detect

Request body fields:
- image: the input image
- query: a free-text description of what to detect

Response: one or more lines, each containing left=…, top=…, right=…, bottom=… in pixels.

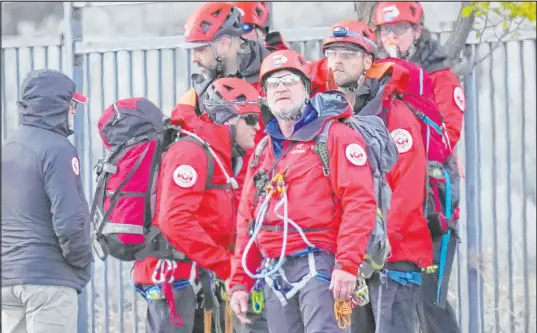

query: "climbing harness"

left=241, top=170, right=335, bottom=308
left=132, top=260, right=199, bottom=327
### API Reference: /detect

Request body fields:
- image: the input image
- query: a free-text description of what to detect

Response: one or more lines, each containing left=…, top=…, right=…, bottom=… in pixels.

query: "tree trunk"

left=443, top=2, right=477, bottom=77
left=353, top=2, right=378, bottom=28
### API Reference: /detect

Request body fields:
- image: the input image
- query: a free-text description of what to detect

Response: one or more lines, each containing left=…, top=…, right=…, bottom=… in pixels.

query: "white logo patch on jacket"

left=345, top=143, right=367, bottom=166
left=453, top=86, right=466, bottom=111
left=173, top=165, right=197, bottom=188
left=391, top=129, right=413, bottom=153
left=71, top=157, right=80, bottom=176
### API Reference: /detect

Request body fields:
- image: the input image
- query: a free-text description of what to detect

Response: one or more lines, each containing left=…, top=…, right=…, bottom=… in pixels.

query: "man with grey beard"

left=228, top=50, right=378, bottom=333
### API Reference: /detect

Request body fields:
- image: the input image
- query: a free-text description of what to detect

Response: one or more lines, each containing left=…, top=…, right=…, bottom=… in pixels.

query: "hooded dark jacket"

left=1, top=69, right=92, bottom=293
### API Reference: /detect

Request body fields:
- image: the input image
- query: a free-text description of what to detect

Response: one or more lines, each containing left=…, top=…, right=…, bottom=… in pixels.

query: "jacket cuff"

left=230, top=284, right=248, bottom=294
left=334, top=261, right=359, bottom=276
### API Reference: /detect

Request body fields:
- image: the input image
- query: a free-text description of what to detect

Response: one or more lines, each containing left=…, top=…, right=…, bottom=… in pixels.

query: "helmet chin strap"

left=210, top=44, right=226, bottom=78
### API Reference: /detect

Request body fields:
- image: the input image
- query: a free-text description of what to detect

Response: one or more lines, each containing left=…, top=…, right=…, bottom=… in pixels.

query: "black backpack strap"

left=177, top=136, right=233, bottom=191
left=313, top=120, right=334, bottom=177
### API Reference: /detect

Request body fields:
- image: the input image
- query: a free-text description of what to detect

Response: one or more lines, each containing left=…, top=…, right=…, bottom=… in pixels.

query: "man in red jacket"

left=229, top=49, right=377, bottom=333
left=132, top=78, right=261, bottom=333
left=321, top=20, right=433, bottom=333
left=374, top=3, right=463, bottom=332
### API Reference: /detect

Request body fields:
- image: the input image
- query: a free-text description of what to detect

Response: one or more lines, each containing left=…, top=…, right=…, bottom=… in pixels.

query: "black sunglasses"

left=240, top=114, right=259, bottom=126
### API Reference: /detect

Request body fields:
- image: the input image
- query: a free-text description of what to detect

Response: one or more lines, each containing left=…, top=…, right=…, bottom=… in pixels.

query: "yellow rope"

left=204, top=310, right=212, bottom=333
left=334, top=300, right=353, bottom=329
left=225, top=297, right=234, bottom=333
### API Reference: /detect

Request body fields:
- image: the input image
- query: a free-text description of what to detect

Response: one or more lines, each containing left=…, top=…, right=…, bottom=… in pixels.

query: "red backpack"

left=90, top=97, right=232, bottom=262
left=374, top=58, right=461, bottom=238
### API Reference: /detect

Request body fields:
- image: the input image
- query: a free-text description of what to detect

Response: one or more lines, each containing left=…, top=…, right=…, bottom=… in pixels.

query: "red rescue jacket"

left=133, top=105, right=237, bottom=284
left=356, top=62, right=434, bottom=268
left=430, top=69, right=465, bottom=149
left=230, top=91, right=377, bottom=292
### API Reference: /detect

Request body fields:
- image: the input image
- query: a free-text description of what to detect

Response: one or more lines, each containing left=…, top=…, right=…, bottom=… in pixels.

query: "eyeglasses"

left=324, top=49, right=363, bottom=60
left=379, top=22, right=413, bottom=37
left=240, top=113, right=259, bottom=126
left=330, top=26, right=377, bottom=51
left=264, top=73, right=302, bottom=90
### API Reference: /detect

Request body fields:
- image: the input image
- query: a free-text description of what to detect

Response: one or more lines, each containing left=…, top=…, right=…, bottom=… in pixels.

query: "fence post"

left=463, top=70, right=482, bottom=333
left=62, top=2, right=88, bottom=333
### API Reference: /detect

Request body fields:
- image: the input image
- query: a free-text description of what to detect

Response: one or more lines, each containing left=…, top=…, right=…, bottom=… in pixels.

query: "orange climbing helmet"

left=322, top=20, right=377, bottom=55
left=373, top=2, right=424, bottom=26
left=184, top=2, right=244, bottom=48
left=230, top=2, right=271, bottom=32
left=259, top=50, right=311, bottom=89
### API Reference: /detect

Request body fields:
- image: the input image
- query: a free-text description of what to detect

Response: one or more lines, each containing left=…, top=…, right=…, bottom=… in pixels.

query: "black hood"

left=409, top=31, right=450, bottom=73
left=17, top=69, right=77, bottom=137
left=236, top=40, right=271, bottom=83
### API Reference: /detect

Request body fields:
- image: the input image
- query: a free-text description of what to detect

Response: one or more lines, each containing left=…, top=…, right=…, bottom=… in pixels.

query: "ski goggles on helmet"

left=240, top=113, right=260, bottom=126
left=331, top=26, right=377, bottom=51
left=264, top=73, right=302, bottom=90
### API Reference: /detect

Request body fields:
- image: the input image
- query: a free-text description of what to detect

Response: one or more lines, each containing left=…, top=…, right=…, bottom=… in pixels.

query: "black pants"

left=420, top=231, right=460, bottom=333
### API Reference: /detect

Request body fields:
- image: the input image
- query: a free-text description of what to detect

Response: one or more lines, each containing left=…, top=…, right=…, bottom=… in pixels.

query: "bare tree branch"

left=472, top=17, right=523, bottom=67
left=353, top=2, right=378, bottom=28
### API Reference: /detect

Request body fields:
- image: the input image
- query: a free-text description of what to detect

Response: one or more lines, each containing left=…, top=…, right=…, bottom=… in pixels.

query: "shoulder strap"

left=314, top=120, right=335, bottom=177
left=177, top=136, right=232, bottom=191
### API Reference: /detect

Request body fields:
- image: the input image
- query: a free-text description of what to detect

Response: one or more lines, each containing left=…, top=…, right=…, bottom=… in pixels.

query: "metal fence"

left=2, top=3, right=536, bottom=333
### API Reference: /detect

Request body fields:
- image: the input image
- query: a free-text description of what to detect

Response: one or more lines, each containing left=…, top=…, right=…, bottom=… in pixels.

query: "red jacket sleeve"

left=431, top=69, right=465, bottom=149
left=328, top=122, right=377, bottom=275
left=385, top=100, right=427, bottom=235
left=229, top=154, right=264, bottom=292
left=158, top=141, right=232, bottom=280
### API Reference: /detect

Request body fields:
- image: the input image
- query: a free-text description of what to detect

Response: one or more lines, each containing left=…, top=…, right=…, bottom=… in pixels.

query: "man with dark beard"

left=176, top=3, right=273, bottom=332
left=321, top=20, right=434, bottom=333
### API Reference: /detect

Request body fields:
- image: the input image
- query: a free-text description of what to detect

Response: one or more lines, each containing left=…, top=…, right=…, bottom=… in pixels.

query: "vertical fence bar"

left=464, top=70, right=481, bottom=333
left=63, top=3, right=88, bottom=332
left=84, top=53, right=97, bottom=333
left=2, top=49, right=7, bottom=142
left=503, top=44, right=515, bottom=333
left=474, top=46, right=485, bottom=333
left=489, top=49, right=500, bottom=333
left=520, top=40, right=530, bottom=333
left=172, top=48, right=177, bottom=105
left=99, top=51, right=111, bottom=333
left=158, top=50, right=163, bottom=110
left=29, top=47, right=35, bottom=71
left=15, top=48, right=21, bottom=124
left=127, top=51, right=139, bottom=333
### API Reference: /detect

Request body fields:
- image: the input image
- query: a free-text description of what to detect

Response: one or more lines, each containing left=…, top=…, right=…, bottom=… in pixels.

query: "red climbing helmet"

left=230, top=2, right=271, bottom=32
left=322, top=19, right=377, bottom=55
left=201, top=77, right=261, bottom=125
left=374, top=2, right=424, bottom=26
left=184, top=2, right=244, bottom=48
left=259, top=50, right=311, bottom=90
